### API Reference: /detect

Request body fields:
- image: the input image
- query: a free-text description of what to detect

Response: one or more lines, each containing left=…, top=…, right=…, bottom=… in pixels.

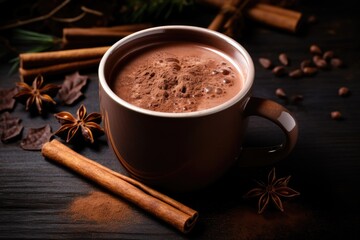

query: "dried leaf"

left=0, top=112, right=23, bottom=142
left=0, top=87, right=18, bottom=112
left=20, top=124, right=52, bottom=150
left=57, top=72, right=88, bottom=105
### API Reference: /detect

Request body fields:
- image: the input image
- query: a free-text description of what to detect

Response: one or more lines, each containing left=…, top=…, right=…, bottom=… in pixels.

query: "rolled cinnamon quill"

left=41, top=139, right=199, bottom=233
left=19, top=46, right=109, bottom=82
left=200, top=0, right=303, bottom=33
left=246, top=3, right=302, bottom=33
left=62, top=23, right=153, bottom=48
left=19, top=58, right=101, bottom=82
left=19, top=46, right=109, bottom=69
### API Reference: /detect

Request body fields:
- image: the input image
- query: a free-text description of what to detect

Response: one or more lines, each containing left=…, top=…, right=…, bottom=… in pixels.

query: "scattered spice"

left=224, top=202, right=313, bottom=240
left=275, top=88, right=287, bottom=99
left=288, top=69, right=303, bottom=78
left=330, top=111, right=342, bottom=120
left=278, top=53, right=289, bottom=66
left=302, top=66, right=318, bottom=76
left=330, top=58, right=344, bottom=68
left=20, top=124, right=52, bottom=150
left=13, top=74, right=61, bottom=114
left=57, top=71, right=89, bottom=105
left=272, top=66, right=287, bottom=76
left=0, top=87, right=18, bottom=112
left=300, top=59, right=311, bottom=71
left=338, top=86, right=350, bottom=97
left=258, top=57, right=273, bottom=69
left=323, top=50, right=334, bottom=61
left=243, top=168, right=300, bottom=214
left=309, top=44, right=322, bottom=55
left=65, top=191, right=139, bottom=227
left=312, top=55, right=328, bottom=69
left=53, top=104, right=104, bottom=143
left=0, top=112, right=23, bottom=143
left=260, top=43, right=343, bottom=80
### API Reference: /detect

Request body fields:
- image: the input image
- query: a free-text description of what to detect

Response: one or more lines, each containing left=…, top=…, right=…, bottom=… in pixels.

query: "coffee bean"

left=313, top=55, right=328, bottom=69
left=323, top=50, right=334, bottom=61
left=331, top=111, right=342, bottom=120
left=338, top=86, right=350, bottom=97
left=310, top=44, right=322, bottom=55
left=303, top=67, right=318, bottom=76
left=272, top=66, right=287, bottom=76
left=259, top=58, right=273, bottom=69
left=289, top=69, right=303, bottom=78
left=279, top=53, right=289, bottom=66
left=330, top=58, right=344, bottom=68
left=300, top=59, right=311, bottom=71
left=275, top=88, right=287, bottom=99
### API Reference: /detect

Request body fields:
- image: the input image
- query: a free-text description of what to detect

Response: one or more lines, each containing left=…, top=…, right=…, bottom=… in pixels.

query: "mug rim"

left=98, top=25, right=254, bottom=118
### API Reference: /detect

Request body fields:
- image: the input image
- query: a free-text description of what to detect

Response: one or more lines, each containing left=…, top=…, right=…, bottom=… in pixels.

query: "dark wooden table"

left=1, top=1, right=359, bottom=239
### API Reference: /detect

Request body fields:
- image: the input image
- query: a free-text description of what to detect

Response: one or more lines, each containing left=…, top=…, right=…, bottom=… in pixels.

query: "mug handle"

left=238, top=97, right=298, bottom=167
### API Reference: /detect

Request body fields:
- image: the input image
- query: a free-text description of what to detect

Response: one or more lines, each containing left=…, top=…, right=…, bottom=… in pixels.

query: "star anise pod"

left=53, top=104, right=104, bottom=143
left=13, top=74, right=61, bottom=114
left=243, top=168, right=300, bottom=214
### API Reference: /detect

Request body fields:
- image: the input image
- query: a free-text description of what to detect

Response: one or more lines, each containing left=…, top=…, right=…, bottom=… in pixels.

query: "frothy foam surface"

left=112, top=42, right=242, bottom=113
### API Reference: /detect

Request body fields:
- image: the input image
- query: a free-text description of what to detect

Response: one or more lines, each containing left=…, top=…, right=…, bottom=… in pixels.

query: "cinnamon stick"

left=201, top=0, right=303, bottom=34
left=41, top=139, right=199, bottom=234
left=19, top=58, right=101, bottom=82
left=208, top=0, right=240, bottom=32
left=62, top=23, right=153, bottom=48
left=20, top=46, right=109, bottom=69
left=19, top=46, right=110, bottom=81
left=246, top=3, right=302, bottom=32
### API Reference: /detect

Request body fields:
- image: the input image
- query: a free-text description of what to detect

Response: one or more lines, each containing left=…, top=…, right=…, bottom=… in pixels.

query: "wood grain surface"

left=1, top=1, right=359, bottom=239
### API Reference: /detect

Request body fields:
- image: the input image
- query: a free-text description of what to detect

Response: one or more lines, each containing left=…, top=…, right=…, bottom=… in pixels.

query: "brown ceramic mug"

left=98, top=25, right=298, bottom=192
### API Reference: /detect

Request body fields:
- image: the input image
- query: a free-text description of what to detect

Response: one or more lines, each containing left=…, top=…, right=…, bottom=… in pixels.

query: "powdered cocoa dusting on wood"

left=224, top=203, right=313, bottom=239
left=65, top=191, right=139, bottom=225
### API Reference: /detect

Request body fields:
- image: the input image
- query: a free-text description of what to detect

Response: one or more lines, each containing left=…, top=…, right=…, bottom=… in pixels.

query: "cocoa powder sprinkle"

left=65, top=191, right=139, bottom=227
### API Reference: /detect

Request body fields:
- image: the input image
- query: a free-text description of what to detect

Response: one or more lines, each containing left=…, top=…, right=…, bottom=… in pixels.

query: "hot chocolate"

left=111, top=42, right=242, bottom=113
